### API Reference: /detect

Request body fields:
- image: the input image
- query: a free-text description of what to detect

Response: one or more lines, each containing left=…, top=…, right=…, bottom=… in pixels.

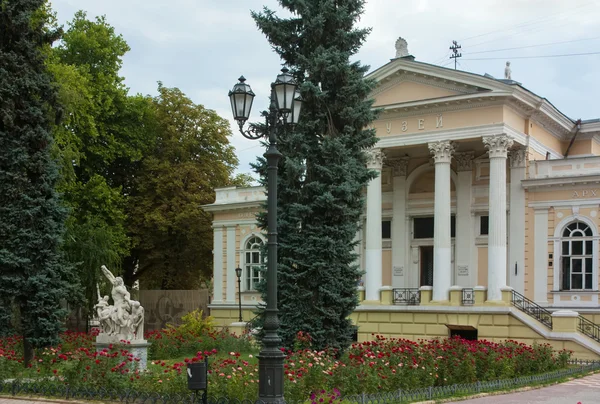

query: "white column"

left=509, top=148, right=527, bottom=295
left=213, top=226, right=224, bottom=303
left=365, top=148, right=384, bottom=301
left=428, top=140, right=455, bottom=301
left=389, top=157, right=409, bottom=288
left=226, top=226, right=236, bottom=303
left=534, top=208, right=549, bottom=303
left=483, top=135, right=513, bottom=301
left=454, top=152, right=474, bottom=287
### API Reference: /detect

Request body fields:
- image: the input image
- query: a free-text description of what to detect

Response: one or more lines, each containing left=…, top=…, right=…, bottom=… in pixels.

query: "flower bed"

left=0, top=331, right=572, bottom=402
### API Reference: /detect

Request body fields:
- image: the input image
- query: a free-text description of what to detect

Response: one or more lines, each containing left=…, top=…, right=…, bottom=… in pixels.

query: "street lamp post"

left=228, top=68, right=302, bottom=403
left=235, top=267, right=243, bottom=322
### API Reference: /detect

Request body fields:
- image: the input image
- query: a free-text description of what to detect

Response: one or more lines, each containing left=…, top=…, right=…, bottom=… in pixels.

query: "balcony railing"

left=462, top=288, right=474, bottom=305
left=511, top=290, right=553, bottom=328
left=393, top=288, right=420, bottom=305
left=578, top=316, right=600, bottom=343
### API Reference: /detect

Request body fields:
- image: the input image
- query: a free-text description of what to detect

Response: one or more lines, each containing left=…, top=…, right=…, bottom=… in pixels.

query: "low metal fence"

left=1, top=360, right=599, bottom=404
left=511, top=290, right=553, bottom=328
left=392, top=288, right=420, bottom=305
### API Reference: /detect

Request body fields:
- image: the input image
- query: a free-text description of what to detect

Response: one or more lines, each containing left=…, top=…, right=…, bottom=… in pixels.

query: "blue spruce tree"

left=0, top=0, right=76, bottom=365
left=252, top=0, right=378, bottom=352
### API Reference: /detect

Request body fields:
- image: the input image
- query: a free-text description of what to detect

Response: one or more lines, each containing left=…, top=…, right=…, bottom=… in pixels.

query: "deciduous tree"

left=125, top=84, right=245, bottom=289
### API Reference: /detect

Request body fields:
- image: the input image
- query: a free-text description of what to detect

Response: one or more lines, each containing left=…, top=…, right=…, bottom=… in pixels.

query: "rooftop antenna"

left=449, top=40, right=462, bottom=70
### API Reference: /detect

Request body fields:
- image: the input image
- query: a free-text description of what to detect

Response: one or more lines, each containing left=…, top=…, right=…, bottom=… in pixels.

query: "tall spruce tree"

left=252, top=0, right=378, bottom=351
left=0, top=0, right=76, bottom=364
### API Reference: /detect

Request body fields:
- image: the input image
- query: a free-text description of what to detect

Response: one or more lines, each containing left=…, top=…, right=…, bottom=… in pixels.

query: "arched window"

left=561, top=221, right=593, bottom=290
left=244, top=236, right=264, bottom=291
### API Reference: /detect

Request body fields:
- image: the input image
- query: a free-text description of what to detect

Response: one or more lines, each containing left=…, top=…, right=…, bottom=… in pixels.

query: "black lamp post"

left=235, top=267, right=243, bottom=322
left=228, top=68, right=302, bottom=403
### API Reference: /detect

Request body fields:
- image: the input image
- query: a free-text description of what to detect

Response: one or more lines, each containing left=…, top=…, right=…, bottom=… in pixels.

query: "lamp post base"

left=257, top=347, right=286, bottom=403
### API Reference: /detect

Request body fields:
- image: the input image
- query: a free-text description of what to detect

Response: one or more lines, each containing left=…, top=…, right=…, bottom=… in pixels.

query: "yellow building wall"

left=350, top=310, right=600, bottom=360
left=383, top=249, right=392, bottom=286
left=524, top=206, right=535, bottom=300
left=592, top=140, right=600, bottom=155
left=373, top=106, right=503, bottom=138
left=211, top=308, right=256, bottom=327
left=503, top=106, right=526, bottom=133
left=562, top=139, right=592, bottom=156
left=212, top=307, right=600, bottom=360
left=373, top=81, right=462, bottom=106
left=477, top=247, right=488, bottom=287
left=530, top=122, right=563, bottom=156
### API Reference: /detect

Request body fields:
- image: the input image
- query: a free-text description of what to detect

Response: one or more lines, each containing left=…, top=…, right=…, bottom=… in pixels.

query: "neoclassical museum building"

left=204, top=39, right=600, bottom=358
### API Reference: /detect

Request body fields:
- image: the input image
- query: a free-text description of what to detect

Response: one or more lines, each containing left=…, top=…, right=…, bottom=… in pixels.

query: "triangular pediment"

left=372, top=77, right=475, bottom=106
left=368, top=58, right=508, bottom=107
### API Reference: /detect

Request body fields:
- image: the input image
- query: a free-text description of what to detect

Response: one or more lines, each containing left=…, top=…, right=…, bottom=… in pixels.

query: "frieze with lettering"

left=382, top=114, right=443, bottom=134
left=572, top=190, right=598, bottom=198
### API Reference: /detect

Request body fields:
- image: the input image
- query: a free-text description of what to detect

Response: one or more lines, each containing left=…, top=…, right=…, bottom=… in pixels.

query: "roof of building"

left=367, top=54, right=598, bottom=129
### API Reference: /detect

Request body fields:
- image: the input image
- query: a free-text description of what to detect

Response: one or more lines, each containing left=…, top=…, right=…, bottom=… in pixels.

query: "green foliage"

left=0, top=0, right=78, bottom=357
left=125, top=84, right=239, bottom=289
left=147, top=326, right=254, bottom=360
left=46, top=10, right=157, bottom=315
left=251, top=0, right=378, bottom=351
left=168, top=310, right=215, bottom=336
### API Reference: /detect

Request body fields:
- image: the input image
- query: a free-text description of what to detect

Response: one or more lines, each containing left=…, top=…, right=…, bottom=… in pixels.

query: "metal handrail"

left=393, top=288, right=420, bottom=305
left=578, top=316, right=600, bottom=342
left=510, top=290, right=553, bottom=328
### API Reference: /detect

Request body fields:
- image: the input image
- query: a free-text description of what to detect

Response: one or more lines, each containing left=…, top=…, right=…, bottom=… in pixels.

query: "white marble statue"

left=395, top=37, right=409, bottom=58
left=95, top=265, right=145, bottom=342
left=504, top=61, right=512, bottom=80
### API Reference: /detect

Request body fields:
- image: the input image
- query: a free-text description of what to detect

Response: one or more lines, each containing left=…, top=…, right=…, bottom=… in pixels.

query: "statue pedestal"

left=95, top=334, right=150, bottom=370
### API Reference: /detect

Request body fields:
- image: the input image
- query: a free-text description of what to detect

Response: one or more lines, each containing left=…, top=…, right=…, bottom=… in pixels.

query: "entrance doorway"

left=420, top=246, right=434, bottom=287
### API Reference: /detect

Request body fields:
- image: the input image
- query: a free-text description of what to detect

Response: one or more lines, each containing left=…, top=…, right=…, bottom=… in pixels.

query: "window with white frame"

left=244, top=236, right=264, bottom=291
left=561, top=221, right=594, bottom=291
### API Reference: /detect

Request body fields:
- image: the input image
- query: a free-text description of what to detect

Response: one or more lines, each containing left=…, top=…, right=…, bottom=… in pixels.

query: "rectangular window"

left=414, top=216, right=456, bottom=239
left=382, top=220, right=391, bottom=239
left=480, top=216, right=489, bottom=235
left=414, top=217, right=434, bottom=239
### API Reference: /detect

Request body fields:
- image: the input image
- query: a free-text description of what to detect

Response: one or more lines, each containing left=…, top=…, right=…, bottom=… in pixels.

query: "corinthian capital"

left=386, top=157, right=410, bottom=177
left=366, top=148, right=384, bottom=170
left=454, top=152, right=474, bottom=172
left=483, top=135, right=514, bottom=159
left=428, top=140, right=456, bottom=164
left=509, top=147, right=527, bottom=168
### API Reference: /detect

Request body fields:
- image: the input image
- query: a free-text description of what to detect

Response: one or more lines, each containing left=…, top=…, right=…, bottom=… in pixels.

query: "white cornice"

left=202, top=201, right=263, bottom=212
left=522, top=175, right=600, bottom=190
left=213, top=219, right=258, bottom=227
left=528, top=199, right=600, bottom=208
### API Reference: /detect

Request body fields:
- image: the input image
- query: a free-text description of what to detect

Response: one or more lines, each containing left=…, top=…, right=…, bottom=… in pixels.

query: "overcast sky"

left=50, top=0, right=600, bottom=177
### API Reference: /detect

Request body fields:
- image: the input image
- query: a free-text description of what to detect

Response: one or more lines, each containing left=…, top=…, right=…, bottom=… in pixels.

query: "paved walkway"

left=453, top=372, right=600, bottom=403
